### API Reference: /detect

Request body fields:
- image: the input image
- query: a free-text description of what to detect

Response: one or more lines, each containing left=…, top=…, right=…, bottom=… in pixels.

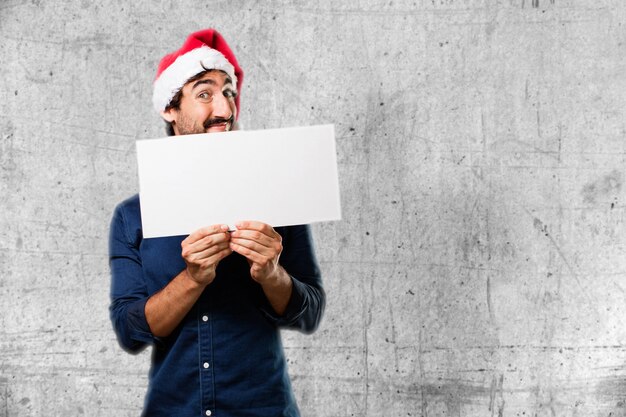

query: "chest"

left=138, top=236, right=255, bottom=299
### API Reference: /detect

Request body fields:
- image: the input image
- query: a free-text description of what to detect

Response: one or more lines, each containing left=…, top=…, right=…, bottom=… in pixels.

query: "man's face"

left=162, top=70, right=238, bottom=135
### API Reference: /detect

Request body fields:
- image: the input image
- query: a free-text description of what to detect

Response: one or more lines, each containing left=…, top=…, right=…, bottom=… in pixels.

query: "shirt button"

left=202, top=315, right=208, bottom=322
left=203, top=362, right=210, bottom=369
left=205, top=410, right=212, bottom=416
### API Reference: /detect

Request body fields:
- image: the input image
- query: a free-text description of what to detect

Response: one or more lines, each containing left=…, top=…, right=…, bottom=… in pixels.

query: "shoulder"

left=111, top=194, right=143, bottom=246
left=113, top=194, right=141, bottom=223
left=115, top=194, right=140, bottom=215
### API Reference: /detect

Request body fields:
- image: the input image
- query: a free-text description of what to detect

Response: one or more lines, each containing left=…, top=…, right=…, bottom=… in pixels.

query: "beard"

left=203, top=115, right=235, bottom=131
left=174, top=112, right=235, bottom=135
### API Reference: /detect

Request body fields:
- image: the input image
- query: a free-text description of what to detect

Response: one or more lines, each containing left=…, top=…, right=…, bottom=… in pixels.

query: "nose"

left=212, top=91, right=234, bottom=119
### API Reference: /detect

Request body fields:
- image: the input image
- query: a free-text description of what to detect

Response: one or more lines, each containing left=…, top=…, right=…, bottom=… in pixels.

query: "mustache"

left=204, top=115, right=234, bottom=130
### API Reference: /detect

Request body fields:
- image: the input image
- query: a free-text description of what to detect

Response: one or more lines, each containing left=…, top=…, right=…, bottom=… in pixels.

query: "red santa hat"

left=152, top=29, right=244, bottom=117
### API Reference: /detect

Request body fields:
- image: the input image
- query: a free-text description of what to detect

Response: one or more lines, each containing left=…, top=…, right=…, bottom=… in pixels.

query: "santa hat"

left=152, top=29, right=243, bottom=117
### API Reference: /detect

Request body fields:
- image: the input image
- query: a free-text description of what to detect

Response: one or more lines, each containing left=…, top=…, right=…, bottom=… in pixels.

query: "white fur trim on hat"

left=152, top=46, right=238, bottom=113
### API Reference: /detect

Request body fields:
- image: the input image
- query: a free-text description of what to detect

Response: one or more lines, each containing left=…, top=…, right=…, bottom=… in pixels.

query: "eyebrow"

left=191, top=76, right=234, bottom=91
left=191, top=79, right=217, bottom=90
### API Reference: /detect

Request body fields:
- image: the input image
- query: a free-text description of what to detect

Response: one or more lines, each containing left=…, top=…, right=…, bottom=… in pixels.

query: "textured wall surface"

left=1, top=1, right=625, bottom=416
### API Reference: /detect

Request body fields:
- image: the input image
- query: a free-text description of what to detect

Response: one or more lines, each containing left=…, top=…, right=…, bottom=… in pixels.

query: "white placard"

left=136, top=124, right=341, bottom=238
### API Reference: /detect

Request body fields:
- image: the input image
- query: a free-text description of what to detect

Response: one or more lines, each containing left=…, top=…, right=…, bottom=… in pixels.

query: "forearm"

left=145, top=269, right=206, bottom=337
left=250, top=224, right=325, bottom=332
left=260, top=265, right=293, bottom=316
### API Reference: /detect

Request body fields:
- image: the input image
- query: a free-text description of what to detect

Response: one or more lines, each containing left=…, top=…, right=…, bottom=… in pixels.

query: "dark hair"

left=163, top=69, right=215, bottom=136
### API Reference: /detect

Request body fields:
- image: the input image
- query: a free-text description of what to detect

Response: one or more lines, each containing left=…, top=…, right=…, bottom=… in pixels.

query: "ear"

left=160, top=108, right=177, bottom=123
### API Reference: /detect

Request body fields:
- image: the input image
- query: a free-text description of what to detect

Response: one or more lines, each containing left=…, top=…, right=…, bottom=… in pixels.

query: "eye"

left=197, top=91, right=212, bottom=101
left=223, top=88, right=238, bottom=99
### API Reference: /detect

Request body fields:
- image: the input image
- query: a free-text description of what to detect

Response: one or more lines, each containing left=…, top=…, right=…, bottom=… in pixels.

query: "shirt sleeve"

left=259, top=224, right=326, bottom=333
left=108, top=202, right=159, bottom=353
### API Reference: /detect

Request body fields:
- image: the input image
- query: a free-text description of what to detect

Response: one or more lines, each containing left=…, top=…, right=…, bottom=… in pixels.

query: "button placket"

left=201, top=314, right=210, bottom=369
left=199, top=298, right=215, bottom=415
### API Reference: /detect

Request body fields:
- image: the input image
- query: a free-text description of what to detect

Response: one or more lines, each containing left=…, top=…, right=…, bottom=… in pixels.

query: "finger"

left=230, top=236, right=279, bottom=257
left=183, top=232, right=230, bottom=256
left=234, top=221, right=280, bottom=239
left=250, top=263, right=265, bottom=276
left=229, top=229, right=274, bottom=248
left=181, top=233, right=230, bottom=260
left=229, top=241, right=266, bottom=264
left=183, top=224, right=229, bottom=245
left=205, top=246, right=233, bottom=265
left=193, top=247, right=233, bottom=271
left=186, top=242, right=231, bottom=263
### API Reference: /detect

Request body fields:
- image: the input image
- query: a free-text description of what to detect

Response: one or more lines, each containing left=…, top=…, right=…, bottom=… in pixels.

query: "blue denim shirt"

left=108, top=195, right=325, bottom=416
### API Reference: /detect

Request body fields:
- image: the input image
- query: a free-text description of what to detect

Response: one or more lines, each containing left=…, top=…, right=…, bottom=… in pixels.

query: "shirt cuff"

left=126, top=298, right=162, bottom=346
left=260, top=275, right=308, bottom=327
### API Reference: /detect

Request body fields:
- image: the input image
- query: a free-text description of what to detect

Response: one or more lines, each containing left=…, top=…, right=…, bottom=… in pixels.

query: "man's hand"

left=181, top=224, right=232, bottom=286
left=229, top=221, right=284, bottom=284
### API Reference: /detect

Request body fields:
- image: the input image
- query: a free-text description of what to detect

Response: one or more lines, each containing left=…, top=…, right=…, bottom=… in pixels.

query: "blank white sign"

left=136, top=124, right=341, bottom=238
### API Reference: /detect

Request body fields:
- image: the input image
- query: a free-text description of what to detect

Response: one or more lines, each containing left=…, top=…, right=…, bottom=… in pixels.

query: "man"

left=109, top=29, right=325, bottom=417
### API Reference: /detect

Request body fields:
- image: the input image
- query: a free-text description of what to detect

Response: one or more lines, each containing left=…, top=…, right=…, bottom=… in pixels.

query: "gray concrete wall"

left=1, top=1, right=625, bottom=416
